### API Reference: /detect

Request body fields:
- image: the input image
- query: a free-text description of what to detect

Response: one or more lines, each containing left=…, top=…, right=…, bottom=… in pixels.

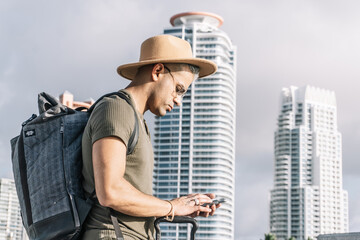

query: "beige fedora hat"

left=117, top=35, right=217, bottom=80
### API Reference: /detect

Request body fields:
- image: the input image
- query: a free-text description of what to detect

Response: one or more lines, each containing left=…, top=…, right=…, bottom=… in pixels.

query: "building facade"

left=0, top=178, right=25, bottom=240
left=153, top=12, right=236, bottom=240
left=270, top=86, right=349, bottom=240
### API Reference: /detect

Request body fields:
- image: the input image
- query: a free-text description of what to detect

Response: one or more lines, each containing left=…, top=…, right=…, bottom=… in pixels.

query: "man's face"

left=151, top=64, right=197, bottom=117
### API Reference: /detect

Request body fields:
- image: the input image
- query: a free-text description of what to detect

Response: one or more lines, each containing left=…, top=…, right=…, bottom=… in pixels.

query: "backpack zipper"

left=59, top=121, right=81, bottom=228
left=60, top=123, right=64, bottom=133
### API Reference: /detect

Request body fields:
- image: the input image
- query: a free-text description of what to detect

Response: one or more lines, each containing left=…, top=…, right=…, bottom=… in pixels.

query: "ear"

left=151, top=63, right=165, bottom=82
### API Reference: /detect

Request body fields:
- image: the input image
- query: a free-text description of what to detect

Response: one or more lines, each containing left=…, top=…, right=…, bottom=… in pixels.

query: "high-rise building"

left=153, top=12, right=236, bottom=240
left=0, top=178, right=24, bottom=240
left=270, top=86, right=349, bottom=240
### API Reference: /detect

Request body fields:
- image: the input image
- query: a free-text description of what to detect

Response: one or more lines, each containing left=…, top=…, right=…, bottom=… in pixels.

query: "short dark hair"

left=187, top=64, right=200, bottom=75
left=167, top=63, right=200, bottom=75
left=137, top=63, right=200, bottom=77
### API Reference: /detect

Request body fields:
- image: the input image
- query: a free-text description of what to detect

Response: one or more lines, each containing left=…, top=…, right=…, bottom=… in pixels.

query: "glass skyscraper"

left=270, top=86, right=349, bottom=240
left=153, top=12, right=236, bottom=240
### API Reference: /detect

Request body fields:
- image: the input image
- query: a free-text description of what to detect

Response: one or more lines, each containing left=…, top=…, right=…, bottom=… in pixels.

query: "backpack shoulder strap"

left=88, top=91, right=139, bottom=155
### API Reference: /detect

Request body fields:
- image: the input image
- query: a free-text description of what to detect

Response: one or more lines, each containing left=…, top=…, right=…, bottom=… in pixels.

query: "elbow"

left=96, top=187, right=117, bottom=208
left=97, top=195, right=112, bottom=208
left=94, top=177, right=128, bottom=209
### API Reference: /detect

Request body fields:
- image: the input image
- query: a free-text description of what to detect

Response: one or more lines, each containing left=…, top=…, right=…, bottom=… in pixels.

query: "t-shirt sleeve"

left=89, top=96, right=135, bottom=146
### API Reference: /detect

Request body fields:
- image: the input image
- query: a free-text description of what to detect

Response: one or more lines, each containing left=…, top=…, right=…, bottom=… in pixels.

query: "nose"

left=173, top=95, right=182, bottom=106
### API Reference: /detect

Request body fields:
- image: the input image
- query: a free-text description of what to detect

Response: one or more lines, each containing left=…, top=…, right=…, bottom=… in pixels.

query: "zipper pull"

left=60, top=123, right=64, bottom=133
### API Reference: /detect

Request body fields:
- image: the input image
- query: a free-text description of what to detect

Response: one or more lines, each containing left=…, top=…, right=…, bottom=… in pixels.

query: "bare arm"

left=93, top=136, right=219, bottom=218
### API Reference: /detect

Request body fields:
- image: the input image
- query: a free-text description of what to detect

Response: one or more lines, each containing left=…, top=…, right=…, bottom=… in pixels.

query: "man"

left=81, top=35, right=220, bottom=239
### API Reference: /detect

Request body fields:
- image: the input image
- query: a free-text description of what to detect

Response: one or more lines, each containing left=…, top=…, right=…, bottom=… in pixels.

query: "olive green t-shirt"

left=81, top=90, right=155, bottom=240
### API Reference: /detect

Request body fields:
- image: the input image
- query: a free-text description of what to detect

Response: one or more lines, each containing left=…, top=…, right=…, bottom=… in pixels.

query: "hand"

left=170, top=193, right=221, bottom=218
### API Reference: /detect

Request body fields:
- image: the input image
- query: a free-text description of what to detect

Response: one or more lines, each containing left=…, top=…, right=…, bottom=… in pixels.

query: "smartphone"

left=201, top=198, right=226, bottom=207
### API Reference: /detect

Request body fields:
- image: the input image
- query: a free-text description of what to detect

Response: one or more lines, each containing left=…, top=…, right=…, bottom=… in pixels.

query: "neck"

left=125, top=82, right=150, bottom=115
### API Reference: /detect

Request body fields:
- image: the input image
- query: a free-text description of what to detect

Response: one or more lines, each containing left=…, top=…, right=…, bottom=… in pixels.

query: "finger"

left=197, top=206, right=212, bottom=213
left=203, top=206, right=210, bottom=217
left=205, top=193, right=216, bottom=199
left=201, top=207, right=212, bottom=217
left=187, top=196, right=211, bottom=207
left=199, top=196, right=214, bottom=207
left=185, top=198, right=200, bottom=207
left=210, top=205, right=216, bottom=216
left=196, top=195, right=213, bottom=205
left=204, top=209, right=210, bottom=217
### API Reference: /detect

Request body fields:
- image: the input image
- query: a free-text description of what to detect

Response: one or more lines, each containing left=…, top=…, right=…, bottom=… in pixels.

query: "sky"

left=1, top=0, right=360, bottom=239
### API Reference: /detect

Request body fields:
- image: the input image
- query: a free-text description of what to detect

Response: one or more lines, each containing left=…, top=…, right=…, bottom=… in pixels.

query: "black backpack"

left=10, top=91, right=139, bottom=240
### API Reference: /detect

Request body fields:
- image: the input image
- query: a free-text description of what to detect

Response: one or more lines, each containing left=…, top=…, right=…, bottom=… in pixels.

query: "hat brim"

left=117, top=58, right=217, bottom=80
